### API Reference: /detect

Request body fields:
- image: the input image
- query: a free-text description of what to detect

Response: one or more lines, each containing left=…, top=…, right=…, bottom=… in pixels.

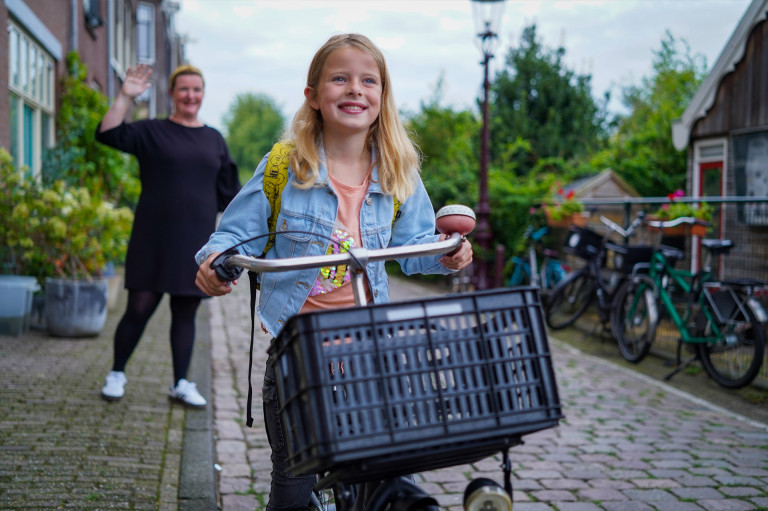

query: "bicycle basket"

left=563, top=226, right=602, bottom=260
left=268, top=287, right=562, bottom=483
left=605, top=243, right=655, bottom=274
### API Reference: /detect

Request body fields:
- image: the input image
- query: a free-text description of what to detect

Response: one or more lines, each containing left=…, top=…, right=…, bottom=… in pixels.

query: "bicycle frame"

left=643, top=251, right=719, bottom=345
left=640, top=248, right=759, bottom=346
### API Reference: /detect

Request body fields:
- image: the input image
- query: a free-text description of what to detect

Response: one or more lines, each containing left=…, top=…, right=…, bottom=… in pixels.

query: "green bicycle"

left=610, top=217, right=767, bottom=389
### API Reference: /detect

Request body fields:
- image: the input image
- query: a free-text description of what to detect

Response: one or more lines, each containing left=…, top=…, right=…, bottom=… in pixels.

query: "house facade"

left=672, top=0, right=768, bottom=281
left=1, top=0, right=185, bottom=177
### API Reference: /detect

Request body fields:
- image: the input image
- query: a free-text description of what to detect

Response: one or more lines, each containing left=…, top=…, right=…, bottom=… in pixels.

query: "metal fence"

left=559, top=197, right=768, bottom=389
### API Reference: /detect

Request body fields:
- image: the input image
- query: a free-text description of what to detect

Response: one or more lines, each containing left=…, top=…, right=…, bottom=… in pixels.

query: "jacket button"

left=366, top=198, right=373, bottom=206
left=374, top=289, right=378, bottom=297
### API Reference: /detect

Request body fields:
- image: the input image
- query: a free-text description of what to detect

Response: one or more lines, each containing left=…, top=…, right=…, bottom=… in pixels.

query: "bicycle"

left=544, top=213, right=647, bottom=331
left=507, top=225, right=569, bottom=295
left=610, top=216, right=767, bottom=388
left=212, top=208, right=563, bottom=511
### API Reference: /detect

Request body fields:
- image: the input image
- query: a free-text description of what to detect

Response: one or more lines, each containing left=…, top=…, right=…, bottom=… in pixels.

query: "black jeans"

left=263, top=356, right=315, bottom=511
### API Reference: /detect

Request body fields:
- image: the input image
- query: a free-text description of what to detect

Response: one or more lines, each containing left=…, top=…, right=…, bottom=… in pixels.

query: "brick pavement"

left=0, top=288, right=215, bottom=511
left=207, top=277, right=768, bottom=511
left=2, top=277, right=767, bottom=511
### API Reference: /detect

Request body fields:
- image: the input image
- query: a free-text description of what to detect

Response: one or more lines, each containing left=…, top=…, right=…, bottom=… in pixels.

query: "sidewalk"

left=208, top=278, right=768, bottom=511
left=1, top=278, right=767, bottom=510
left=0, top=287, right=215, bottom=511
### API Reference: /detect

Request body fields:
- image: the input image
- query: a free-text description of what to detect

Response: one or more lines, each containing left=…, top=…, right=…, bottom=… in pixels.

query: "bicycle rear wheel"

left=695, top=288, right=766, bottom=389
left=545, top=270, right=594, bottom=330
left=612, top=277, right=658, bottom=363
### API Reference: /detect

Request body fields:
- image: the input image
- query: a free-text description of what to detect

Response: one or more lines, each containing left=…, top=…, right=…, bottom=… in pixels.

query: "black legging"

left=112, top=290, right=202, bottom=383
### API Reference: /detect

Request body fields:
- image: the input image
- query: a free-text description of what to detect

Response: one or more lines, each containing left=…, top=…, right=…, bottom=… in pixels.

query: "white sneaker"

left=168, top=378, right=207, bottom=408
left=101, top=371, right=126, bottom=401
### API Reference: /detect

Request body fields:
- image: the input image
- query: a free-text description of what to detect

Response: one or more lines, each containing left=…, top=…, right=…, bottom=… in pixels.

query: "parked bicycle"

left=213, top=208, right=563, bottom=511
left=545, top=213, right=647, bottom=331
left=610, top=216, right=767, bottom=389
left=508, top=225, right=569, bottom=295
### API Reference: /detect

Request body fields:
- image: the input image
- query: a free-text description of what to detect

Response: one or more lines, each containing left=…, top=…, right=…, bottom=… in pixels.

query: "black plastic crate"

left=268, top=287, right=562, bottom=483
left=605, top=243, right=656, bottom=274
left=563, top=226, right=603, bottom=260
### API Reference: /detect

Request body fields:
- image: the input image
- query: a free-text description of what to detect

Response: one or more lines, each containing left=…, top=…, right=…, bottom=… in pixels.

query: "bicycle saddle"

left=659, top=245, right=685, bottom=262
left=702, top=238, right=734, bottom=256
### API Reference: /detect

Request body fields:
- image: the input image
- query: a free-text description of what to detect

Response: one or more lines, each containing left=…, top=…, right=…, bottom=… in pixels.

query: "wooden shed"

left=671, top=0, right=768, bottom=281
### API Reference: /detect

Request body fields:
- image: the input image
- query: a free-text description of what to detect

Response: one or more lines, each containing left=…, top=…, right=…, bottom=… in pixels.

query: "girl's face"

left=306, top=47, right=382, bottom=139
left=171, top=74, right=204, bottom=118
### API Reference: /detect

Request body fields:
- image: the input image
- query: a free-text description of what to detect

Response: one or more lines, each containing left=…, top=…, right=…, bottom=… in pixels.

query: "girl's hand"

left=439, top=234, right=473, bottom=271
left=195, top=252, right=238, bottom=296
left=120, top=64, right=152, bottom=99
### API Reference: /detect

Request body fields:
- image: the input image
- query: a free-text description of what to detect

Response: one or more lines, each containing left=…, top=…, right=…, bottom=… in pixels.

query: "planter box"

left=647, top=217, right=707, bottom=237
left=45, top=278, right=108, bottom=338
left=545, top=209, right=587, bottom=228
left=0, top=276, right=40, bottom=336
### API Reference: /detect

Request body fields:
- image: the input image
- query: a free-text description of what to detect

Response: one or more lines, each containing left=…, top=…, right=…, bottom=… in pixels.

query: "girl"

left=195, top=33, right=472, bottom=510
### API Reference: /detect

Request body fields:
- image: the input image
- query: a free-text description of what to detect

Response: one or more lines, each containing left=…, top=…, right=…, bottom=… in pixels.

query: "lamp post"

left=471, top=0, right=505, bottom=290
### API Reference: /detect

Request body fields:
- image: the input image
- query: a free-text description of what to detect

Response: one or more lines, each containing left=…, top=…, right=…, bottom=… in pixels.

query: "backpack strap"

left=263, top=142, right=292, bottom=255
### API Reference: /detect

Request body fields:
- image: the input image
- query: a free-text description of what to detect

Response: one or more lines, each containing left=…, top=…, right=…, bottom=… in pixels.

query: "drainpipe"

left=70, top=0, right=77, bottom=52
left=107, top=0, right=114, bottom=101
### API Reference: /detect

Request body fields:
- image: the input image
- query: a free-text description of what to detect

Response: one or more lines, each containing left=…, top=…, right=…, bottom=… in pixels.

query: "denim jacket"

left=195, top=149, right=454, bottom=337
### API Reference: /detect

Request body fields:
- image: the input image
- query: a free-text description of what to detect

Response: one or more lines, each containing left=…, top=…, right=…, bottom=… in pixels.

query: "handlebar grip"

left=212, top=249, right=245, bottom=282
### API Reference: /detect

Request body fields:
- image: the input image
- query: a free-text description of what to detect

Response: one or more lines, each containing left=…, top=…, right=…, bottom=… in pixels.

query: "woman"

left=97, top=64, right=240, bottom=407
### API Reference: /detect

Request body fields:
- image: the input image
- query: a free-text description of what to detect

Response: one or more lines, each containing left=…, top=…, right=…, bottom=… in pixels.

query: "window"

left=83, top=0, right=104, bottom=28
left=137, top=3, right=155, bottom=63
left=734, top=131, right=768, bottom=226
left=7, top=21, right=55, bottom=177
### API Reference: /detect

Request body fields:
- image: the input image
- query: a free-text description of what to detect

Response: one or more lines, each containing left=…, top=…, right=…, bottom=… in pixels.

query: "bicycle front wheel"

left=612, top=277, right=658, bottom=363
left=545, top=270, right=594, bottom=329
left=695, top=288, right=766, bottom=389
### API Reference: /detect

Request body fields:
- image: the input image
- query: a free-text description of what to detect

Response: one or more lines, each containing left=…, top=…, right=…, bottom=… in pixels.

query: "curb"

left=179, top=304, right=217, bottom=511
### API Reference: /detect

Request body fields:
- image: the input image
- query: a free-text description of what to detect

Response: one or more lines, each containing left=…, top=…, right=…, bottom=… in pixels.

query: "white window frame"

left=7, top=20, right=56, bottom=177
left=109, top=0, right=136, bottom=77
left=137, top=2, right=156, bottom=64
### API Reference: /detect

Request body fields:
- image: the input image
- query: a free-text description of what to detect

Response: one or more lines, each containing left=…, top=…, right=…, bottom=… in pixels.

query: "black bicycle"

left=545, top=213, right=647, bottom=331
left=213, top=209, right=563, bottom=511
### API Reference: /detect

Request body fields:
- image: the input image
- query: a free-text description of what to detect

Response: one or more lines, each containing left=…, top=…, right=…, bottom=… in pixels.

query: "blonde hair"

left=169, top=64, right=204, bottom=93
left=284, top=34, right=420, bottom=201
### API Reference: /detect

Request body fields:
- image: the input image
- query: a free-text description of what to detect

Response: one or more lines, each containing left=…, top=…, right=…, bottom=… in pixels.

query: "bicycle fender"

left=747, top=297, right=768, bottom=323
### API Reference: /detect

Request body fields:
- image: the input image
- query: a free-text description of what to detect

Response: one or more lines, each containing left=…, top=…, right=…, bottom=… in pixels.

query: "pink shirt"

left=300, top=174, right=372, bottom=312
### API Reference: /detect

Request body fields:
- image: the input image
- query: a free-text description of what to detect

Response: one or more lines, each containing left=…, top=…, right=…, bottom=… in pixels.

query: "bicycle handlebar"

left=599, top=211, right=645, bottom=239
left=213, top=233, right=464, bottom=281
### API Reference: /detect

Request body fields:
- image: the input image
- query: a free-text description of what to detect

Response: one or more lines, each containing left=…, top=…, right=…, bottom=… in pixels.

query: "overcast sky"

left=174, top=0, right=752, bottom=133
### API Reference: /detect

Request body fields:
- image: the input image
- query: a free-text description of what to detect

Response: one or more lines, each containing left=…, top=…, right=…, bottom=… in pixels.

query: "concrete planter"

left=44, top=278, right=108, bottom=338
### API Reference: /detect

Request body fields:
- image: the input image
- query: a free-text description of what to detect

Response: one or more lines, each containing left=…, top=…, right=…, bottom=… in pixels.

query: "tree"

left=600, top=31, right=708, bottom=197
left=406, top=80, right=480, bottom=211
left=42, top=52, right=140, bottom=208
left=223, top=93, right=285, bottom=184
left=490, top=24, right=608, bottom=177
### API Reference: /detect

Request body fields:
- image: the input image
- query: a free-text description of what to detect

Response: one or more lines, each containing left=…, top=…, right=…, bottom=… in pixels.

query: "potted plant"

left=0, top=151, right=133, bottom=337
left=650, top=190, right=712, bottom=236
left=543, top=186, right=586, bottom=228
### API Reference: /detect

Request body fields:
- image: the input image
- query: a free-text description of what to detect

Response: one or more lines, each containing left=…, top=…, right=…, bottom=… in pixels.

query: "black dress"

left=96, top=119, right=240, bottom=296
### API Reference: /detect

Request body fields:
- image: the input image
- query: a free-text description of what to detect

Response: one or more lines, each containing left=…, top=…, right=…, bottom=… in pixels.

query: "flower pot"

left=44, top=278, right=108, bottom=338
left=545, top=209, right=587, bottom=228
left=0, top=276, right=40, bottom=336
left=647, top=217, right=707, bottom=237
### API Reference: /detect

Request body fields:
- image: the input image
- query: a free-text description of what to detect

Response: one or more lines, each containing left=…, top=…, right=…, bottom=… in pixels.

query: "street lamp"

left=471, top=0, right=505, bottom=290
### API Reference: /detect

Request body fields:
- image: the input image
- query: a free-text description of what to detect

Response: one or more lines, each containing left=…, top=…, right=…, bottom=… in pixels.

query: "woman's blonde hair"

left=284, top=34, right=420, bottom=201
left=169, top=64, right=204, bottom=92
